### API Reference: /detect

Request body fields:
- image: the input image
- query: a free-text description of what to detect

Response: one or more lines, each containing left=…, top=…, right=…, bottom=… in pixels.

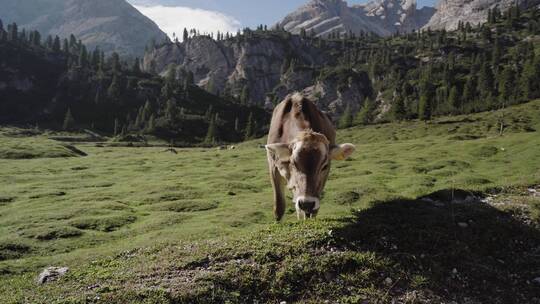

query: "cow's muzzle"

left=296, top=196, right=320, bottom=213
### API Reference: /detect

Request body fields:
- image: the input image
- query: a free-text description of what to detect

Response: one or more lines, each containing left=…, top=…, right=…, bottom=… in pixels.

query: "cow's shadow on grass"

left=333, top=191, right=540, bottom=303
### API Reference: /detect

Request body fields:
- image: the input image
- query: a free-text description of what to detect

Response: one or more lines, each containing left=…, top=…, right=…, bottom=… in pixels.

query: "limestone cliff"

left=276, top=0, right=435, bottom=37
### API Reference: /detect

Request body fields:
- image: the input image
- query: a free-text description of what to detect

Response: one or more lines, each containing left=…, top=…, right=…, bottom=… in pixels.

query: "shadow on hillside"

left=333, top=191, right=540, bottom=303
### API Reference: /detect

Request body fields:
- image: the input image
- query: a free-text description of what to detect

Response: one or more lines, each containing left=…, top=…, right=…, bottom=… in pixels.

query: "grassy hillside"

left=0, top=100, right=539, bottom=303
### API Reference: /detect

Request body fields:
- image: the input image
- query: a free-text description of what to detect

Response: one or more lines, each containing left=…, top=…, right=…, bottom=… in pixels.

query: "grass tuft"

left=69, top=215, right=137, bottom=232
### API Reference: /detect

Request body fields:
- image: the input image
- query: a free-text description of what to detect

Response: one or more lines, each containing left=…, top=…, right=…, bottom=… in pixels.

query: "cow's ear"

left=330, top=143, right=356, bottom=161
left=266, top=143, right=292, bottom=162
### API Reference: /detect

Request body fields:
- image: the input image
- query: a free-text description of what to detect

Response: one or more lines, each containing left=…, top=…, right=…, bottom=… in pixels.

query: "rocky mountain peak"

left=424, top=0, right=540, bottom=30
left=277, top=0, right=435, bottom=37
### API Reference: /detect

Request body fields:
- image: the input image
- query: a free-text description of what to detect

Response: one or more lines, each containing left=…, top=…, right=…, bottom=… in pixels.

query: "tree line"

left=0, top=19, right=267, bottom=144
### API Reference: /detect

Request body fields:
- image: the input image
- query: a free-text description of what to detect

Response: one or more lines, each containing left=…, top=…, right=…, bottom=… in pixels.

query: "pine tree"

left=114, top=118, right=120, bottom=136
left=184, top=71, right=194, bottom=90
left=111, top=52, right=121, bottom=74
left=162, top=65, right=177, bottom=99
left=234, top=117, right=240, bottom=132
left=63, top=108, right=75, bottom=130
left=32, top=31, right=41, bottom=46
left=481, top=25, right=492, bottom=42
left=142, top=100, right=152, bottom=122
left=107, top=75, right=121, bottom=103
left=165, top=99, right=178, bottom=122
left=204, top=114, right=217, bottom=145
left=519, top=54, right=540, bottom=101
left=94, top=88, right=103, bottom=104
left=52, top=36, right=61, bottom=52
left=300, top=28, right=307, bottom=39
left=448, top=86, right=460, bottom=113
left=206, top=78, right=215, bottom=94
left=478, top=62, right=494, bottom=98
left=135, top=107, right=144, bottom=128
left=338, top=105, right=353, bottom=129
left=78, top=45, right=88, bottom=67
left=69, top=34, right=76, bottom=48
left=183, top=28, right=189, bottom=42
left=244, top=113, right=254, bottom=141
left=418, top=95, right=432, bottom=121
left=62, top=38, right=69, bottom=53
left=204, top=105, right=213, bottom=121
left=498, top=66, right=516, bottom=104
left=90, top=48, right=100, bottom=69
left=492, top=37, right=501, bottom=69
left=462, top=76, right=476, bottom=105
left=240, top=86, right=250, bottom=105
left=356, top=98, right=376, bottom=125
left=146, top=115, right=156, bottom=133
left=392, top=94, right=406, bottom=121
left=132, top=58, right=141, bottom=74
left=7, top=23, right=17, bottom=41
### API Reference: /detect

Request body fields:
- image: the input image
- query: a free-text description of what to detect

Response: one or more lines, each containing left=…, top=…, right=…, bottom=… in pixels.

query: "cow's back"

left=267, top=94, right=336, bottom=145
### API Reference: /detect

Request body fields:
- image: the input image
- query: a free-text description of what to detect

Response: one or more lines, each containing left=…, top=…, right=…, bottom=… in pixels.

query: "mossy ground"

left=1, top=101, right=540, bottom=303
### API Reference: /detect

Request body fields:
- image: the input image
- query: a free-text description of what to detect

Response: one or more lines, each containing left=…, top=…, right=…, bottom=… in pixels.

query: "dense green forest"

left=1, top=5, right=539, bottom=143
left=0, top=19, right=267, bottom=144
left=146, top=5, right=540, bottom=128
left=286, top=5, right=540, bottom=126
left=337, top=5, right=540, bottom=125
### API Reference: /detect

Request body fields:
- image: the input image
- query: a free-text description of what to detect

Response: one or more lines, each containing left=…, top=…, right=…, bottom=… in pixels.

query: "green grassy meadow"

left=1, top=101, right=540, bottom=303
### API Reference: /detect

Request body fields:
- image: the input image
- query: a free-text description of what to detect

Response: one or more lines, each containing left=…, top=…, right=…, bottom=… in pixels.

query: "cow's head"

left=266, top=130, right=355, bottom=217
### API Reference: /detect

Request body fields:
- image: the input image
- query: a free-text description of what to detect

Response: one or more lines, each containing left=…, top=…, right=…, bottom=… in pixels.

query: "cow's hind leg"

left=270, top=166, right=287, bottom=221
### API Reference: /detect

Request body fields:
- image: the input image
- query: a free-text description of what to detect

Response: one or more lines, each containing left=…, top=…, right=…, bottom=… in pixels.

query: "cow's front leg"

left=296, top=204, right=306, bottom=220
left=269, top=165, right=287, bottom=221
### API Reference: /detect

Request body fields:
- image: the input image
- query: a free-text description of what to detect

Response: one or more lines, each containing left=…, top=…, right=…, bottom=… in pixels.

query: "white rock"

left=424, top=0, right=539, bottom=31
left=457, top=222, right=468, bottom=228
left=37, top=267, right=69, bottom=284
left=533, top=277, right=540, bottom=285
left=384, top=277, right=393, bottom=285
left=275, top=0, right=436, bottom=38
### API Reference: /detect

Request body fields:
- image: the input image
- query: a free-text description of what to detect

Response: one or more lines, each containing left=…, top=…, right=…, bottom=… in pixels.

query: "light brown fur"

left=293, top=130, right=330, bottom=146
left=266, top=94, right=336, bottom=221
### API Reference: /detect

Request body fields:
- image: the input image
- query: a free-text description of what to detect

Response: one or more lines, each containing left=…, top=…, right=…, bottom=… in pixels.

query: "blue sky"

left=129, top=0, right=437, bottom=38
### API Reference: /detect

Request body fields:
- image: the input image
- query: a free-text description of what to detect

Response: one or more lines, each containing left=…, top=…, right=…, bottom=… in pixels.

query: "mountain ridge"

left=276, top=0, right=436, bottom=37
left=424, top=0, right=540, bottom=30
left=0, top=0, right=168, bottom=57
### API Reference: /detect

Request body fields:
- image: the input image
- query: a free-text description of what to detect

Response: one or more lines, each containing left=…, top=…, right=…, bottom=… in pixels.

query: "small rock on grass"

left=533, top=277, right=540, bottom=285
left=37, top=267, right=69, bottom=284
left=457, top=222, right=468, bottom=228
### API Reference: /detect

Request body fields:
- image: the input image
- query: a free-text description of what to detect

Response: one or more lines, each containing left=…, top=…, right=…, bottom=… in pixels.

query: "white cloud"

left=134, top=5, right=242, bottom=40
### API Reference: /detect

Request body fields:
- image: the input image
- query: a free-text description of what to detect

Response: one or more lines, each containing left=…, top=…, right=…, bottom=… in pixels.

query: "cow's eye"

left=321, top=164, right=329, bottom=171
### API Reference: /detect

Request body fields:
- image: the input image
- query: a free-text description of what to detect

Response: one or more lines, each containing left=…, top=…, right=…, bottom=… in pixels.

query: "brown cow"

left=266, top=93, right=355, bottom=220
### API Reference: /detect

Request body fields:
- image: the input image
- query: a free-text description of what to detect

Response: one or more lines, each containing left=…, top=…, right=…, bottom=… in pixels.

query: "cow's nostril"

left=299, top=200, right=315, bottom=211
